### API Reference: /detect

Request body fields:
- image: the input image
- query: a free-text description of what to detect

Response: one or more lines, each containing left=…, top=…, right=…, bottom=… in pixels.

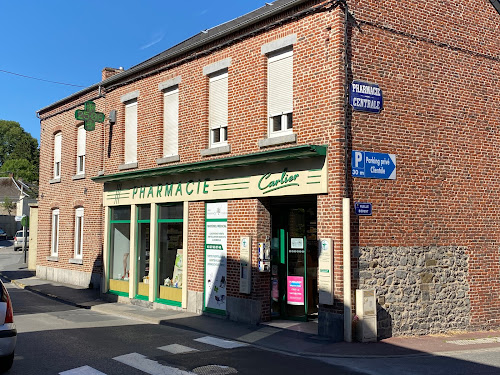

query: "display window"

left=136, top=205, right=151, bottom=300
left=108, top=206, right=131, bottom=296
left=156, top=203, right=183, bottom=306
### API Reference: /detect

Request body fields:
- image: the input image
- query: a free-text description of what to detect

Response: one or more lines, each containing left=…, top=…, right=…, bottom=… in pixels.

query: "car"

left=13, top=231, right=29, bottom=251
left=0, top=279, right=16, bottom=371
left=0, top=230, right=6, bottom=241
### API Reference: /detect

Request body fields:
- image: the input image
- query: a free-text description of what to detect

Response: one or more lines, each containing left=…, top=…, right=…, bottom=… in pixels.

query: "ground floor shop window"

left=108, top=206, right=131, bottom=296
left=157, top=203, right=183, bottom=305
left=136, top=205, right=150, bottom=299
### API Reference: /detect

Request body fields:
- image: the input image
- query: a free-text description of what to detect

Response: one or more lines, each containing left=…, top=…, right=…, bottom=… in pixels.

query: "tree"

left=1, top=197, right=16, bottom=216
left=0, top=120, right=39, bottom=185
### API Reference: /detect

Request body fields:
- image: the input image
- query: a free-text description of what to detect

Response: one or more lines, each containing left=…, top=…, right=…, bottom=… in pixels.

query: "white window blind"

left=268, top=48, right=293, bottom=118
left=125, top=101, right=138, bottom=164
left=209, top=71, right=228, bottom=146
left=52, top=209, right=60, bottom=256
left=76, top=125, right=86, bottom=174
left=74, top=207, right=84, bottom=258
left=54, top=132, right=62, bottom=178
left=163, top=87, right=179, bottom=157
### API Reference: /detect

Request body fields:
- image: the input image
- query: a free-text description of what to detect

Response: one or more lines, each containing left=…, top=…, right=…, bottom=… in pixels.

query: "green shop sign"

left=75, top=101, right=105, bottom=131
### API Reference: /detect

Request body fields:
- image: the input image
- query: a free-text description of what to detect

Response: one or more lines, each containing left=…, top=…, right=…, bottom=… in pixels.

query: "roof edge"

left=37, top=0, right=310, bottom=116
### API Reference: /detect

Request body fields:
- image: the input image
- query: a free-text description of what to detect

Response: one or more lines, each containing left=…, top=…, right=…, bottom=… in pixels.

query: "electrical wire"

left=0, top=69, right=85, bottom=88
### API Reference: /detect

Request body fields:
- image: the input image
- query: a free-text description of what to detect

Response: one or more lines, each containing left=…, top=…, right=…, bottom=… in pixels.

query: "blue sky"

left=0, top=0, right=268, bottom=144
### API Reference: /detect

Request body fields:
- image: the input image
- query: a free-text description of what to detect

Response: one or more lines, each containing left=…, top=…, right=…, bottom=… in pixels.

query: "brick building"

left=36, top=0, right=500, bottom=340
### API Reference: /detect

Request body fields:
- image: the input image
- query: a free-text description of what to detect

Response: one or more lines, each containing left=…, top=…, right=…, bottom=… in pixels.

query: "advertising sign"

left=287, top=276, right=304, bottom=305
left=318, top=239, right=333, bottom=305
left=205, top=202, right=228, bottom=312
left=352, top=150, right=396, bottom=180
left=350, top=80, right=383, bottom=113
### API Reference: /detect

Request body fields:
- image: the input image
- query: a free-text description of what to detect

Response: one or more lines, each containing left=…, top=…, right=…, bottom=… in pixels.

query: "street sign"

left=75, top=101, right=105, bottom=131
left=21, top=216, right=29, bottom=228
left=352, top=150, right=396, bottom=179
left=350, top=80, right=383, bottom=113
left=355, top=202, right=372, bottom=216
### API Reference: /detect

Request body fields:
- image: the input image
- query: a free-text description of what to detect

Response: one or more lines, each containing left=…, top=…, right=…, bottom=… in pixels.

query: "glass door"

left=136, top=205, right=150, bottom=300
left=271, top=202, right=318, bottom=321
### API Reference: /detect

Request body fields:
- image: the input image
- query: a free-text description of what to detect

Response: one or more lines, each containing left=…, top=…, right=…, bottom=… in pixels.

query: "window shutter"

left=268, top=49, right=293, bottom=116
left=77, top=125, right=86, bottom=157
left=54, top=133, right=62, bottom=163
left=209, top=71, right=228, bottom=129
left=163, top=88, right=179, bottom=157
left=125, top=101, right=137, bottom=164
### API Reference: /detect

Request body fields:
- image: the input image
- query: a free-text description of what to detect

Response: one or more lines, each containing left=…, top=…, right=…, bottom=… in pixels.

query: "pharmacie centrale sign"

left=104, top=167, right=327, bottom=205
left=350, top=80, right=383, bottom=113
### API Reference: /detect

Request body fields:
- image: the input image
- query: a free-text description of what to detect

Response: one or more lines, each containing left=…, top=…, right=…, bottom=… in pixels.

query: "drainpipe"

left=341, top=0, right=352, bottom=343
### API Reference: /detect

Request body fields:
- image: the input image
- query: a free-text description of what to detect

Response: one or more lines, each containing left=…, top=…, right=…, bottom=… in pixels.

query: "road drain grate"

left=193, top=365, right=238, bottom=375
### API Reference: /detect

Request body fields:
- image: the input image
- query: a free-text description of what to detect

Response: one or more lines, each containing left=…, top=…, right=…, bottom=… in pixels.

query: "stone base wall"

left=356, top=246, right=470, bottom=338
left=36, top=265, right=101, bottom=289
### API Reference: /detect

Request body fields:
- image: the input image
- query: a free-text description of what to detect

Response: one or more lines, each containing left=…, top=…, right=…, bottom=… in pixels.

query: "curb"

left=0, top=271, right=95, bottom=310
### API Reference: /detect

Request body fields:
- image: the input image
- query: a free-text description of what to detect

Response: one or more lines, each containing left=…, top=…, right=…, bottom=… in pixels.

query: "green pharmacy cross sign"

left=75, top=101, right=105, bottom=131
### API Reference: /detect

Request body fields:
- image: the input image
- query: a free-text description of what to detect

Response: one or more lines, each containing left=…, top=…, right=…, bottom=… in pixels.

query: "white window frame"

left=76, top=125, right=86, bottom=175
left=163, top=86, right=179, bottom=157
left=51, top=209, right=60, bottom=256
left=124, top=100, right=138, bottom=164
left=209, top=71, right=229, bottom=148
left=53, top=132, right=62, bottom=179
left=74, top=207, right=84, bottom=259
left=267, top=48, right=293, bottom=137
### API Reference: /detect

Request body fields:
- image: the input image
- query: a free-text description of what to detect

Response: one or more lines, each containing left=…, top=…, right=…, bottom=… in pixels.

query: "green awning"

left=92, top=144, right=327, bottom=183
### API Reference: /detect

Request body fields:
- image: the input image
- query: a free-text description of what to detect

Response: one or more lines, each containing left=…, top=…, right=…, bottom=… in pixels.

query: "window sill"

left=47, top=256, right=59, bottom=262
left=69, top=258, right=83, bottom=265
left=72, top=174, right=85, bottom=180
left=49, top=178, right=61, bottom=184
left=118, top=162, right=138, bottom=170
left=258, top=133, right=297, bottom=148
left=157, top=155, right=180, bottom=165
left=200, top=145, right=231, bottom=157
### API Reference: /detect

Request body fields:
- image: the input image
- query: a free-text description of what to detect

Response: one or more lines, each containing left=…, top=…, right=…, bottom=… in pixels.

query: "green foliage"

left=0, top=120, right=39, bottom=184
left=1, top=197, right=16, bottom=216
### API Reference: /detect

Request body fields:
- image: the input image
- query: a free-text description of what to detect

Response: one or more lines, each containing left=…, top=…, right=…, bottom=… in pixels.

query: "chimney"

left=101, top=67, right=124, bottom=81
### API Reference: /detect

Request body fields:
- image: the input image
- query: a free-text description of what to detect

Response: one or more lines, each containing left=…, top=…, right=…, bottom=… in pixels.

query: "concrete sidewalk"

left=1, top=265, right=500, bottom=359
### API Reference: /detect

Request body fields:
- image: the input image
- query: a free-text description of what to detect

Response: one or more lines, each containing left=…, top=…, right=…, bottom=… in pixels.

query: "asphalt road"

left=5, top=282, right=360, bottom=375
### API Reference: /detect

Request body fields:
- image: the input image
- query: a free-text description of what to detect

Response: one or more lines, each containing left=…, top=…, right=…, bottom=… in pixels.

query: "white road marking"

left=237, top=327, right=280, bottom=343
left=113, top=352, right=196, bottom=375
left=446, top=336, right=500, bottom=345
left=159, top=343, right=199, bottom=354
left=59, top=365, right=107, bottom=375
left=194, top=336, right=248, bottom=349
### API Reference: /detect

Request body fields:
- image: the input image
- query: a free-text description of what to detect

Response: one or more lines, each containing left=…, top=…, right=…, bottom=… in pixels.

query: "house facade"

left=36, top=0, right=500, bottom=340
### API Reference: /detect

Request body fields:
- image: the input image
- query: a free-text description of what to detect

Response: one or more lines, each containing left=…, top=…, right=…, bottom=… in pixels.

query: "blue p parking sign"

left=352, top=150, right=396, bottom=179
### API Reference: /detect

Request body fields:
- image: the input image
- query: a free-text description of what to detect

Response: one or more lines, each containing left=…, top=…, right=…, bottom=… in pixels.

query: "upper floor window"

left=267, top=48, right=293, bottom=137
left=76, top=125, right=86, bottom=175
left=74, top=207, right=84, bottom=259
left=53, top=132, right=62, bottom=179
left=51, top=209, right=60, bottom=256
left=209, top=70, right=228, bottom=147
left=163, top=86, right=179, bottom=157
left=124, top=100, right=138, bottom=164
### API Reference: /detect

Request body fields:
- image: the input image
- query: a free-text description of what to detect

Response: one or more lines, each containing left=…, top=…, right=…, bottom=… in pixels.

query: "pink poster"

left=287, top=276, right=304, bottom=305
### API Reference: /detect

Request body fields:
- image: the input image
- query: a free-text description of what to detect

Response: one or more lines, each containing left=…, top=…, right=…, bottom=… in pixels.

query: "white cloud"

left=140, top=31, right=165, bottom=50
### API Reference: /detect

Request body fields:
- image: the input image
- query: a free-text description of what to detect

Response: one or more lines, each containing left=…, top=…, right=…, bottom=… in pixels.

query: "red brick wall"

left=38, top=92, right=105, bottom=279
left=347, top=0, right=500, bottom=328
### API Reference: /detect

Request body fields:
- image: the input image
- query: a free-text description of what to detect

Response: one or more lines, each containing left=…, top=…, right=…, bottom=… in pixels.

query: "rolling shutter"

left=163, top=87, right=179, bottom=157
left=268, top=49, right=293, bottom=116
left=209, top=71, right=228, bottom=129
left=125, top=101, right=137, bottom=164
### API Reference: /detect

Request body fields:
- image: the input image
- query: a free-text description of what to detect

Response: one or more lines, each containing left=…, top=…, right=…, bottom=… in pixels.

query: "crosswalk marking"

left=159, top=343, right=199, bottom=354
left=59, top=365, right=107, bottom=375
left=113, top=352, right=196, bottom=375
left=446, top=336, right=500, bottom=345
left=194, top=336, right=248, bottom=349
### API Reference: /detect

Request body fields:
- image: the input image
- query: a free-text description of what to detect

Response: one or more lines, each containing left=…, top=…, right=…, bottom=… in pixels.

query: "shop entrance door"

left=270, top=200, right=318, bottom=321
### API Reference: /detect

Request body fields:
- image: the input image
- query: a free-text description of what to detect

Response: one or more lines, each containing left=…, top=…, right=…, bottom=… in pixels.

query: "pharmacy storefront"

left=94, top=145, right=329, bottom=316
